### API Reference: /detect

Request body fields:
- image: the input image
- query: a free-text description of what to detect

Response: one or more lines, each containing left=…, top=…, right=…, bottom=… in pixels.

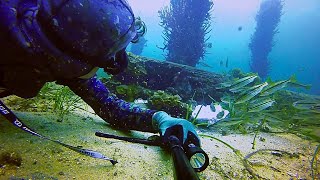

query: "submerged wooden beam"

left=112, top=53, right=225, bottom=104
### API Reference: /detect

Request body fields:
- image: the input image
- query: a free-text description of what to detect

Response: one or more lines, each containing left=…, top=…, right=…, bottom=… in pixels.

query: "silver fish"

left=293, top=99, right=320, bottom=111
left=210, top=102, right=216, bottom=112
left=216, top=82, right=233, bottom=89
left=311, top=104, right=320, bottom=111
left=217, top=111, right=225, bottom=119
left=236, top=82, right=268, bottom=104
left=229, top=75, right=258, bottom=92
left=288, top=81, right=312, bottom=90
left=248, top=98, right=275, bottom=112
left=260, top=76, right=296, bottom=96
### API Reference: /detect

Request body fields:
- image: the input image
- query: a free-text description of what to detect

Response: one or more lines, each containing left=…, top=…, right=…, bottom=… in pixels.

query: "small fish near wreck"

left=217, top=74, right=258, bottom=91
left=260, top=76, right=291, bottom=96
left=293, top=99, right=320, bottom=112
left=229, top=75, right=258, bottom=93
left=248, top=98, right=275, bottom=112
left=235, top=82, right=268, bottom=104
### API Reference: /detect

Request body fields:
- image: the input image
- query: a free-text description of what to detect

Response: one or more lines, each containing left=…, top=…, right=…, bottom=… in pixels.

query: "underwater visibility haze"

left=128, top=0, right=320, bottom=95
left=0, top=0, right=319, bottom=179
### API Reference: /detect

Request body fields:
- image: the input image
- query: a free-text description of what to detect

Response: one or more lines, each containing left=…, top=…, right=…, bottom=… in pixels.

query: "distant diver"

left=205, top=42, right=213, bottom=48
left=156, top=44, right=167, bottom=52
left=131, top=16, right=147, bottom=43
left=238, top=26, right=243, bottom=31
left=226, top=57, right=229, bottom=68
left=220, top=60, right=224, bottom=66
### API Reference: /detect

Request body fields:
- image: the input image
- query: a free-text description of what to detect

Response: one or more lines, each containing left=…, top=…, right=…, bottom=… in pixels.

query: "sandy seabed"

left=0, top=98, right=319, bottom=180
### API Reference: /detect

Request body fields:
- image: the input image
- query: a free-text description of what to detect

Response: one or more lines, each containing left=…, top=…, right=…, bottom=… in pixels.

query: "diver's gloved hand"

left=152, top=111, right=200, bottom=147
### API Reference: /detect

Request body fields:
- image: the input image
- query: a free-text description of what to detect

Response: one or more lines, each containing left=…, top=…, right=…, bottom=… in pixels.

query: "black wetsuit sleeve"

left=58, top=76, right=157, bottom=133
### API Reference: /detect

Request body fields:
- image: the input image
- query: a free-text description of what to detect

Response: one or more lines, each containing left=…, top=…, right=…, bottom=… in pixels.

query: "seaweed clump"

left=0, top=151, right=22, bottom=167
left=2, top=82, right=82, bottom=122
left=249, top=0, right=283, bottom=79
left=148, top=90, right=187, bottom=117
left=159, top=0, right=213, bottom=67
left=116, top=84, right=150, bottom=102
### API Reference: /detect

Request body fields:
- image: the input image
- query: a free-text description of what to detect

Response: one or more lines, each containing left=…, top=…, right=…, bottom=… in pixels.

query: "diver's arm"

left=58, top=76, right=157, bottom=133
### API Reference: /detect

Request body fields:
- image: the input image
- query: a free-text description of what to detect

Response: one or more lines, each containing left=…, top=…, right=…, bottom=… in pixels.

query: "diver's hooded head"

left=37, top=0, right=136, bottom=74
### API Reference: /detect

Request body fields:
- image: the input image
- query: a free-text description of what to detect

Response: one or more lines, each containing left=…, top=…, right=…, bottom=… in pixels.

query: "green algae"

left=116, top=84, right=143, bottom=102
left=0, top=151, right=22, bottom=167
left=148, top=90, right=187, bottom=117
left=126, top=52, right=148, bottom=76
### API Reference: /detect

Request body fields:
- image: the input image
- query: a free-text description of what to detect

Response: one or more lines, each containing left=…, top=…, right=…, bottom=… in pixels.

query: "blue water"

left=127, top=0, right=320, bottom=95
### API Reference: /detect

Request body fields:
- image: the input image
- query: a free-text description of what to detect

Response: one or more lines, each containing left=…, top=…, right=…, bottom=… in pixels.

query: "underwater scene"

left=0, top=0, right=319, bottom=179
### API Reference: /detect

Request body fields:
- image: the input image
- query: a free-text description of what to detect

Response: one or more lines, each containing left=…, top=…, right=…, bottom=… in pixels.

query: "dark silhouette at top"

left=159, top=0, right=213, bottom=67
left=249, top=0, right=283, bottom=79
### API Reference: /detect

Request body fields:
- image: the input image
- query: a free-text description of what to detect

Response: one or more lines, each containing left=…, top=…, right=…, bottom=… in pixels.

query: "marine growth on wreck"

left=159, top=0, right=213, bottom=66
